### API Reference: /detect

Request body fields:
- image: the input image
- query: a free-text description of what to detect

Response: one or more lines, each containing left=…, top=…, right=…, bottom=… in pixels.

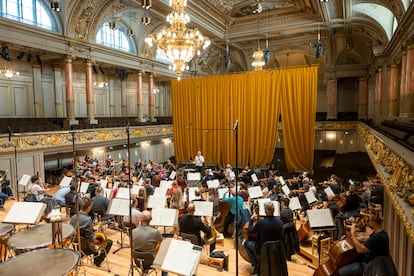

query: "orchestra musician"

left=70, top=197, right=113, bottom=267
left=193, top=150, right=205, bottom=173
left=179, top=203, right=216, bottom=252
left=344, top=184, right=361, bottom=218
left=221, top=186, right=244, bottom=237
left=338, top=216, right=390, bottom=276
left=132, top=210, right=168, bottom=276
left=248, top=201, right=284, bottom=275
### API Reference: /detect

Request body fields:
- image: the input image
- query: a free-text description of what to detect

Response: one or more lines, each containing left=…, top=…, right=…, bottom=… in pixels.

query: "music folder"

left=18, top=174, right=32, bottom=187
left=193, top=201, right=213, bottom=217
left=150, top=208, right=178, bottom=227
left=59, top=176, right=72, bottom=188
left=306, top=209, right=335, bottom=231
left=248, top=186, right=263, bottom=199
left=251, top=173, right=259, bottom=183
left=108, top=198, right=130, bottom=217
left=153, top=238, right=202, bottom=276
left=4, top=202, right=47, bottom=224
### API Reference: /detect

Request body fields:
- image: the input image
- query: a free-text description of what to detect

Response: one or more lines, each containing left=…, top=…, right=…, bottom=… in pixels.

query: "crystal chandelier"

left=145, top=0, right=210, bottom=80
left=252, top=49, right=265, bottom=71
left=1, top=60, right=19, bottom=78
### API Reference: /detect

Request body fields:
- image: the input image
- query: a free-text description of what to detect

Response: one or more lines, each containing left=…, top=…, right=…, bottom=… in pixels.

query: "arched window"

left=0, top=0, right=59, bottom=32
left=95, top=23, right=135, bottom=54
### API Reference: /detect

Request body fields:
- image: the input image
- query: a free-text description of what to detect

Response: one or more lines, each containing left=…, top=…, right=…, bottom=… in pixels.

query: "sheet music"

left=104, top=188, right=112, bottom=199
left=324, top=187, right=335, bottom=198
left=187, top=172, right=201, bottom=181
left=206, top=179, right=220, bottom=189
left=153, top=187, right=168, bottom=196
left=99, top=179, right=108, bottom=188
left=150, top=208, right=178, bottom=226
left=169, top=171, right=176, bottom=180
left=147, top=195, right=167, bottom=209
left=193, top=201, right=213, bottom=216
left=108, top=198, right=130, bottom=216
left=304, top=191, right=318, bottom=204
left=59, top=176, right=72, bottom=188
left=248, top=186, right=263, bottom=199
left=130, top=185, right=142, bottom=195
left=217, top=188, right=228, bottom=199
left=4, top=202, right=47, bottom=224
left=80, top=182, right=89, bottom=194
left=279, top=176, right=286, bottom=185
left=137, top=178, right=144, bottom=186
left=18, top=174, right=32, bottom=187
left=281, top=184, right=291, bottom=196
left=289, top=197, right=302, bottom=210
left=116, top=187, right=130, bottom=199
left=160, top=180, right=174, bottom=188
left=251, top=173, right=259, bottom=183
left=229, top=171, right=235, bottom=181
left=187, top=187, right=198, bottom=202
left=307, top=209, right=335, bottom=229
left=161, top=239, right=197, bottom=276
left=257, top=198, right=280, bottom=216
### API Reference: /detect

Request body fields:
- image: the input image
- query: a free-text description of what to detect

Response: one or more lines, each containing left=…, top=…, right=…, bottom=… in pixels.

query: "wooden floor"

left=0, top=192, right=315, bottom=276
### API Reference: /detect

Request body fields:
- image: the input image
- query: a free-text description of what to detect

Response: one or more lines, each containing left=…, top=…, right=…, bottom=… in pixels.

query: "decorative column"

left=53, top=66, right=64, bottom=117
left=358, top=77, right=368, bottom=120
left=375, top=68, right=383, bottom=119
left=327, top=78, right=337, bottom=120
left=148, top=73, right=155, bottom=122
left=387, top=63, right=399, bottom=118
left=32, top=64, right=43, bottom=117
left=404, top=42, right=414, bottom=118
left=399, top=47, right=408, bottom=119
left=65, top=56, right=78, bottom=125
left=137, top=71, right=143, bottom=122
left=85, top=60, right=97, bottom=124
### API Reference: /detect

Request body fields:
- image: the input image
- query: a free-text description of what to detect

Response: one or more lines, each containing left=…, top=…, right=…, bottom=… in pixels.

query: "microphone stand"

left=70, top=130, right=82, bottom=260
left=8, top=127, right=20, bottom=202
left=233, top=120, right=239, bottom=276
left=126, top=123, right=135, bottom=276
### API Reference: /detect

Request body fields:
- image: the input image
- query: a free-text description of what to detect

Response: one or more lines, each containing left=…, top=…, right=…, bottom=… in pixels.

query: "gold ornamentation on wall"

left=358, top=124, right=414, bottom=243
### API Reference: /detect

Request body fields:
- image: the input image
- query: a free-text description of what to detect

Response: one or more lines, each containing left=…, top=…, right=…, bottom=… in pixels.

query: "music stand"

left=306, top=209, right=335, bottom=265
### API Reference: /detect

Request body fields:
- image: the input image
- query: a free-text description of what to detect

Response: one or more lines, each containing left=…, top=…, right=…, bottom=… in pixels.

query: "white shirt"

left=30, top=183, right=44, bottom=201
left=194, top=155, right=204, bottom=167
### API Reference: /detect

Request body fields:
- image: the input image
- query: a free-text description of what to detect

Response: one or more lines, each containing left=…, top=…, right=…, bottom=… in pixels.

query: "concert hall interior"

left=0, top=0, right=414, bottom=275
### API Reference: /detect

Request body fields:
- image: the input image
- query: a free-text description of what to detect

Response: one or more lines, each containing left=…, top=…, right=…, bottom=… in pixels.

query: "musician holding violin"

left=338, top=215, right=390, bottom=276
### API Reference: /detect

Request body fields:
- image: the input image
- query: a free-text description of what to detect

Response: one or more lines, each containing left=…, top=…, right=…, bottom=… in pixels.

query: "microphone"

left=233, top=119, right=239, bottom=130
left=126, top=122, right=130, bottom=132
left=8, top=126, right=12, bottom=141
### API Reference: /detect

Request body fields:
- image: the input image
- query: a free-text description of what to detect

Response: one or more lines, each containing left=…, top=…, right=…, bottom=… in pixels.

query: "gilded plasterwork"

left=358, top=124, right=414, bottom=243
left=0, top=125, right=173, bottom=154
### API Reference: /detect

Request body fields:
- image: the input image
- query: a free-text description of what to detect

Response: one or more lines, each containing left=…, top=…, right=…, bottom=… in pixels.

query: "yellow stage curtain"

left=280, top=66, right=318, bottom=173
left=172, top=66, right=318, bottom=170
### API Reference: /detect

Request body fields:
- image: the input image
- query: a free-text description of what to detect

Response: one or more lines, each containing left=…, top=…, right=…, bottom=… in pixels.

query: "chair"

left=73, top=236, right=111, bottom=273
left=259, top=241, right=288, bottom=276
left=133, top=250, right=157, bottom=276
left=180, top=232, right=199, bottom=246
left=113, top=217, right=136, bottom=254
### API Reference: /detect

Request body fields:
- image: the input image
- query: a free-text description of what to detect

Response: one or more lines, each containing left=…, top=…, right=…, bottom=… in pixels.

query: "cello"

left=313, top=218, right=368, bottom=276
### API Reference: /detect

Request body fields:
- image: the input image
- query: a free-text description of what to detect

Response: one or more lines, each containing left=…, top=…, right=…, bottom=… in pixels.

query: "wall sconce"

left=50, top=1, right=61, bottom=12
left=141, top=0, right=152, bottom=9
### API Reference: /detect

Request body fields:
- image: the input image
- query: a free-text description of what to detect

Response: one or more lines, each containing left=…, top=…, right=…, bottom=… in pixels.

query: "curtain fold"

left=172, top=66, right=318, bottom=171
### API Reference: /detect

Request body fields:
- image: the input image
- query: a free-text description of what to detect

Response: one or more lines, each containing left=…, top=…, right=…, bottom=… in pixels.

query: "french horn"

left=88, top=232, right=107, bottom=252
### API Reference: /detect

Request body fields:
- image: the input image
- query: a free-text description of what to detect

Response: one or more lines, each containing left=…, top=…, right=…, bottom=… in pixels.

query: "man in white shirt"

left=30, top=175, right=50, bottom=202
left=193, top=150, right=205, bottom=173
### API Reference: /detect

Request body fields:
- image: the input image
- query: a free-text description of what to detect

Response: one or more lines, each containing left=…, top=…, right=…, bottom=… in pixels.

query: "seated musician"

left=0, top=190, right=8, bottom=208
left=298, top=183, right=311, bottom=213
left=70, top=197, right=113, bottom=267
left=91, top=186, right=111, bottom=221
left=179, top=203, right=216, bottom=252
left=29, top=175, right=52, bottom=202
left=123, top=198, right=142, bottom=228
left=221, top=186, right=244, bottom=237
left=267, top=184, right=284, bottom=202
left=65, top=184, right=80, bottom=216
left=248, top=201, right=284, bottom=275
left=338, top=216, right=390, bottom=276
left=344, top=184, right=361, bottom=218
left=132, top=210, right=168, bottom=276
left=280, top=198, right=299, bottom=261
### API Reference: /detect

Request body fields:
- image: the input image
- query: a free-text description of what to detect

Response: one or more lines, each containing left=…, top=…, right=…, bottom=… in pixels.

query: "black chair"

left=364, top=256, right=398, bottom=276
left=180, top=232, right=199, bottom=246
left=133, top=250, right=157, bottom=276
left=259, top=241, right=288, bottom=276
